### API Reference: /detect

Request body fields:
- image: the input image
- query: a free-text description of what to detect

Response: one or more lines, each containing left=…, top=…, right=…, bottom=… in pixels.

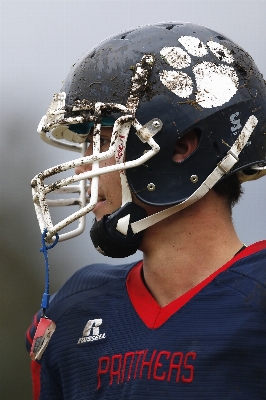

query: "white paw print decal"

left=159, top=36, right=239, bottom=108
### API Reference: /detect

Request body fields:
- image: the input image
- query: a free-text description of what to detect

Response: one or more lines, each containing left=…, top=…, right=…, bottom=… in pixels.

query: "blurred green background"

left=1, top=1, right=266, bottom=398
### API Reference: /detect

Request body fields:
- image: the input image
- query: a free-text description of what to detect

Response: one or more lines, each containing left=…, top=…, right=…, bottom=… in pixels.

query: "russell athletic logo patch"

left=77, top=318, right=106, bottom=344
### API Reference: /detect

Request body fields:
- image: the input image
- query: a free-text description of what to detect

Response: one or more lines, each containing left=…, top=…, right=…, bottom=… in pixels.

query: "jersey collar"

left=126, top=241, right=266, bottom=329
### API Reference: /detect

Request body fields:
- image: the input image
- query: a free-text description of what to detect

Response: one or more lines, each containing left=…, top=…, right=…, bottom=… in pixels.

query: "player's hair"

left=213, top=173, right=243, bottom=210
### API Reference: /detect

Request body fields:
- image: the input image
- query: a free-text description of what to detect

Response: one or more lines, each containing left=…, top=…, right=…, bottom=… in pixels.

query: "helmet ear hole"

left=172, top=128, right=201, bottom=163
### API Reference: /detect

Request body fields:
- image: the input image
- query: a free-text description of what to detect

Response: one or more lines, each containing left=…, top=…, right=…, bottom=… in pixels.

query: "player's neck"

left=139, top=191, right=243, bottom=307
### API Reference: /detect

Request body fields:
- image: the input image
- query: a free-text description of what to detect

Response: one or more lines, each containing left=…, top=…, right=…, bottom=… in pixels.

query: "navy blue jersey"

left=26, top=241, right=266, bottom=399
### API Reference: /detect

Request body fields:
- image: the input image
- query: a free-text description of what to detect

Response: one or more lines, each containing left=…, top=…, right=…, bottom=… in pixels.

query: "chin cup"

left=90, top=203, right=147, bottom=258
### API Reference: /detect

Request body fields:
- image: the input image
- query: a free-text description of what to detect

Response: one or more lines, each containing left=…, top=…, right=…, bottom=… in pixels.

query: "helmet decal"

left=206, top=40, right=235, bottom=63
left=193, top=62, right=238, bottom=108
left=178, top=36, right=208, bottom=57
left=159, top=69, right=193, bottom=98
left=160, top=47, right=192, bottom=69
left=159, top=36, right=239, bottom=108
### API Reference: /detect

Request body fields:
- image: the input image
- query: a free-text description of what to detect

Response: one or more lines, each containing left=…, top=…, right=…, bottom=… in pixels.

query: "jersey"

left=26, top=241, right=266, bottom=399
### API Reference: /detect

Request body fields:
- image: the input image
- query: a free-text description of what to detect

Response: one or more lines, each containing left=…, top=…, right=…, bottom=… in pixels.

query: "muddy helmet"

left=32, top=22, right=266, bottom=256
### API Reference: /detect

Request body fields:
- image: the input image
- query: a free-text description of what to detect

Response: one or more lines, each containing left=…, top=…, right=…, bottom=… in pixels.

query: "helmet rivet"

left=147, top=183, right=156, bottom=191
left=152, top=120, right=160, bottom=128
left=190, top=175, right=198, bottom=183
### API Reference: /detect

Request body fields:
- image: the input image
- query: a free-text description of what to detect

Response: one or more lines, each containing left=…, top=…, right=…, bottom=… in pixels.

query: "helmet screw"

left=152, top=120, right=161, bottom=128
left=190, top=175, right=198, bottom=183
left=147, top=183, right=156, bottom=191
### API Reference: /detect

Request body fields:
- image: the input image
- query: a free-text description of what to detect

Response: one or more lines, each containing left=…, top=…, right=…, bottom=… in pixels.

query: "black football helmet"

left=32, top=22, right=266, bottom=257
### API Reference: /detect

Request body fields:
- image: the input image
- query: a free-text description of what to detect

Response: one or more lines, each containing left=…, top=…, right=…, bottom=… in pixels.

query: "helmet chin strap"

left=129, top=115, right=258, bottom=235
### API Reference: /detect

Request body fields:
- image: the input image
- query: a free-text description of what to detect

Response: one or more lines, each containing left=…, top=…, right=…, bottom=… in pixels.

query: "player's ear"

left=172, top=129, right=199, bottom=163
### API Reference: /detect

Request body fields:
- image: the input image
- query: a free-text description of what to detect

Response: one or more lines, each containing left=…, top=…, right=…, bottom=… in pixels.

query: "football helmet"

left=32, top=22, right=266, bottom=257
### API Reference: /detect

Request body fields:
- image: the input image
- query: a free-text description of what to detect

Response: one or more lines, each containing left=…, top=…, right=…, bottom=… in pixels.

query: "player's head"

left=32, top=22, right=266, bottom=257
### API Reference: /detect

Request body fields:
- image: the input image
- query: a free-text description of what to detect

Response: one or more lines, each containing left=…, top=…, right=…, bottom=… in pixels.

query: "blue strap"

left=40, top=229, right=59, bottom=313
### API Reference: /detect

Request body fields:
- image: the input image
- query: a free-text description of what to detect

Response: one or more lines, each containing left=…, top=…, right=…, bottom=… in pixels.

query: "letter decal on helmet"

left=159, top=36, right=239, bottom=108
left=230, top=112, right=242, bottom=134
